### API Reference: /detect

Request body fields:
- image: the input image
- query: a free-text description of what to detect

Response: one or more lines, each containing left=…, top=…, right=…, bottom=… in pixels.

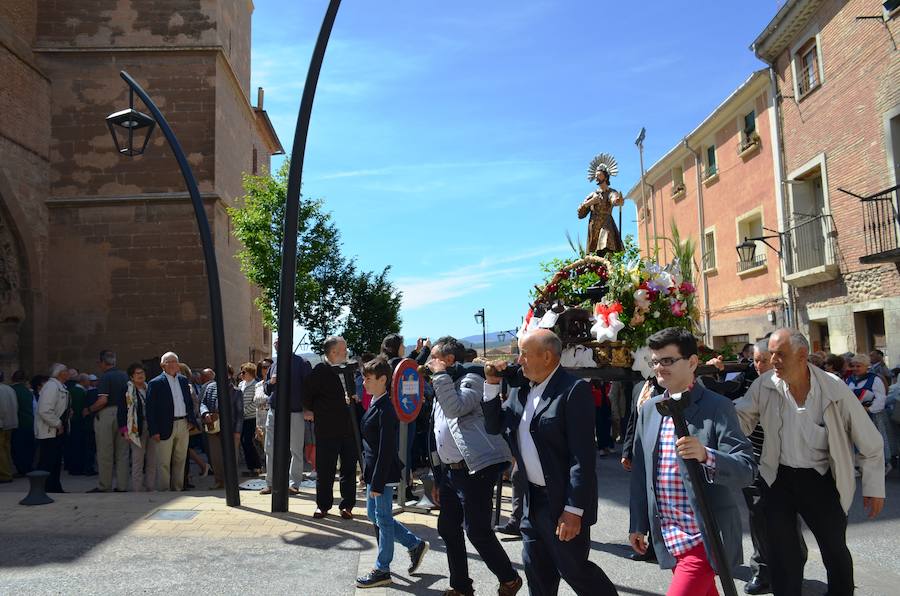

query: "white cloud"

left=396, top=243, right=567, bottom=310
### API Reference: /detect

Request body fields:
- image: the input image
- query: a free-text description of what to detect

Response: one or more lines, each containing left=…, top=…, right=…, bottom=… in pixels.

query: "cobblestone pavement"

left=2, top=456, right=899, bottom=595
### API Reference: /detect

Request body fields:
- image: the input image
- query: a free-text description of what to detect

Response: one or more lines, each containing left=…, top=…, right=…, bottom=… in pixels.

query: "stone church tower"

left=0, top=1, right=281, bottom=376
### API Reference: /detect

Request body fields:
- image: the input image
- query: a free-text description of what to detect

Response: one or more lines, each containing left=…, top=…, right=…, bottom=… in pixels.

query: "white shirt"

left=165, top=373, right=187, bottom=418
left=773, top=372, right=829, bottom=473
left=484, top=365, right=583, bottom=516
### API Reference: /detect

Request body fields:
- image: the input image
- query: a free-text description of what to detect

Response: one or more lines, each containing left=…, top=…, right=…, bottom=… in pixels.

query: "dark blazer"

left=303, top=362, right=354, bottom=440
left=265, top=353, right=312, bottom=412
left=360, top=394, right=402, bottom=493
left=483, top=366, right=599, bottom=525
left=629, top=383, right=755, bottom=572
left=146, top=373, right=198, bottom=440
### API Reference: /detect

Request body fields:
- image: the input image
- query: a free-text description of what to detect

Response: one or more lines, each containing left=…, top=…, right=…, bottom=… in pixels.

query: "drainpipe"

left=642, top=194, right=651, bottom=258
left=683, top=138, right=712, bottom=345
left=763, top=62, right=798, bottom=329
left=649, top=182, right=659, bottom=256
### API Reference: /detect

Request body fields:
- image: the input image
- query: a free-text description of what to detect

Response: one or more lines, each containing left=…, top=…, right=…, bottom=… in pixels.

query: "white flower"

left=632, top=346, right=653, bottom=378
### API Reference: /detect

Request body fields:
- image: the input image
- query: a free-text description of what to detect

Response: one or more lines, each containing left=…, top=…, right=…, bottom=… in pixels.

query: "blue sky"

left=251, top=1, right=777, bottom=347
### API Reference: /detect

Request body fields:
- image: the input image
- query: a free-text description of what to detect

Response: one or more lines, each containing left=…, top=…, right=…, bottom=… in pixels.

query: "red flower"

left=679, top=281, right=695, bottom=294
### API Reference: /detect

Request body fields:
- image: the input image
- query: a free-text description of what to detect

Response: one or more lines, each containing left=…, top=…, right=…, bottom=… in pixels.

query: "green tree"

left=343, top=267, right=403, bottom=355
left=228, top=161, right=403, bottom=355
left=227, top=160, right=341, bottom=330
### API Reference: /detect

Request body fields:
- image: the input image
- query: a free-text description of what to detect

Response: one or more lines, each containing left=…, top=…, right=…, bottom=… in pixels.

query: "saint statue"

left=577, top=152, right=624, bottom=255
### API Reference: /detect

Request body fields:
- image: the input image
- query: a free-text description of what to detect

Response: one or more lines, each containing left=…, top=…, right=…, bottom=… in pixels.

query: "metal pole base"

left=19, top=471, right=54, bottom=506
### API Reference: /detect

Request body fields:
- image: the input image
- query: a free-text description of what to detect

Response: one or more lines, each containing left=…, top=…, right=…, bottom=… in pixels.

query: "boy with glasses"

left=628, top=327, right=755, bottom=596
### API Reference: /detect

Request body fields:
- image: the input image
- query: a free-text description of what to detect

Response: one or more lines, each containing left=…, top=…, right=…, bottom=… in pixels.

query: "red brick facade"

left=755, top=0, right=900, bottom=357
left=628, top=72, right=785, bottom=348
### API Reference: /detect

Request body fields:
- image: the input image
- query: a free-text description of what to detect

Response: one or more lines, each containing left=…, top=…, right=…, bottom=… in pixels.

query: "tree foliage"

left=343, top=267, right=403, bottom=355
left=228, top=160, right=402, bottom=355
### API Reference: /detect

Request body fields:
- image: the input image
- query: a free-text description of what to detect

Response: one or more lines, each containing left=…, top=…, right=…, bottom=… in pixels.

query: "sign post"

left=391, top=359, right=424, bottom=511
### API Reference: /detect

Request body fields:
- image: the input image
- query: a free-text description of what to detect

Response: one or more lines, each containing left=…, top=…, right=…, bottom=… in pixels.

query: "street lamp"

left=735, top=230, right=783, bottom=263
left=106, top=71, right=240, bottom=507
left=106, top=89, right=156, bottom=156
left=271, top=0, right=342, bottom=513
left=474, top=308, right=487, bottom=357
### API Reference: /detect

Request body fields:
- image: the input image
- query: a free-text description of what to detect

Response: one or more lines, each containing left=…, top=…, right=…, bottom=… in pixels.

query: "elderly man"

left=484, top=329, right=615, bottom=596
left=428, top=336, right=521, bottom=596
left=735, top=329, right=885, bottom=596
left=303, top=336, right=358, bottom=519
left=146, top=352, right=198, bottom=491
left=742, top=340, right=807, bottom=595
left=87, top=350, right=130, bottom=492
left=629, top=327, right=755, bottom=596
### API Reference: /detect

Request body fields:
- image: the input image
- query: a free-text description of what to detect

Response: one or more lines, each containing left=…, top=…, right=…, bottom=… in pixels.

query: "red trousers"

left=667, top=543, right=719, bottom=596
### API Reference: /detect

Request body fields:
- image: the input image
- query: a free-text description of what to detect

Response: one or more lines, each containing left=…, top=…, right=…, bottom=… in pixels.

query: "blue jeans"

left=366, top=485, right=421, bottom=571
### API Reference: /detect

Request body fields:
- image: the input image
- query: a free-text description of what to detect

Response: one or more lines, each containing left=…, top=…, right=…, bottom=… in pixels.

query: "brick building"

left=627, top=70, right=786, bottom=348
left=0, top=1, right=281, bottom=376
left=752, top=0, right=900, bottom=357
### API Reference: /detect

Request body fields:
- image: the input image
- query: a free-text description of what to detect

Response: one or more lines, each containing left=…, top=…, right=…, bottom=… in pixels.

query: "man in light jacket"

left=734, top=328, right=885, bottom=596
left=427, top=336, right=521, bottom=596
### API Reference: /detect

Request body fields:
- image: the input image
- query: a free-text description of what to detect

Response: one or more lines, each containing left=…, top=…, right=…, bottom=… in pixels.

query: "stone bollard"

left=19, top=470, right=54, bottom=506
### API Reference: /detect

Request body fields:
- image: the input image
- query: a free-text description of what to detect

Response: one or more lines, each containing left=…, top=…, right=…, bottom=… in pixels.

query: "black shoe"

left=629, top=549, right=657, bottom=563
left=356, top=569, right=392, bottom=588
left=86, top=487, right=107, bottom=493
left=408, top=540, right=429, bottom=574
left=744, top=575, right=772, bottom=594
left=494, top=522, right=521, bottom=537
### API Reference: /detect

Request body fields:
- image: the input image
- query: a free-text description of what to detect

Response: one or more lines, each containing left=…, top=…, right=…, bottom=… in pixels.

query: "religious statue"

left=577, top=152, right=624, bottom=255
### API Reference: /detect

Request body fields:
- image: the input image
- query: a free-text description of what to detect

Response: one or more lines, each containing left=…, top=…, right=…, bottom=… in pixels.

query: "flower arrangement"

left=602, top=228, right=699, bottom=351
left=526, top=224, right=699, bottom=362
left=531, top=254, right=610, bottom=308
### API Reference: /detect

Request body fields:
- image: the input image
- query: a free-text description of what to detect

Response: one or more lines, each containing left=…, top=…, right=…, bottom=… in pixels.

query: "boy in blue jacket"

left=356, top=357, right=429, bottom=589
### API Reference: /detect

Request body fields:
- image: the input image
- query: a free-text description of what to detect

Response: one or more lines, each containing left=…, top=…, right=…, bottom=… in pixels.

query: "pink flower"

left=670, top=301, right=686, bottom=317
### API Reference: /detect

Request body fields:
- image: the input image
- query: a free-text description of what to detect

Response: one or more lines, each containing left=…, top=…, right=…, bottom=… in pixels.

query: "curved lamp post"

left=106, top=71, right=240, bottom=507
left=271, top=0, right=343, bottom=513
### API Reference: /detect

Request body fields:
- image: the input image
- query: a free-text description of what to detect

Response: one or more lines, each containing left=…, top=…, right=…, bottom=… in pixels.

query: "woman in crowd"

left=238, top=362, right=263, bottom=476
left=180, top=362, right=210, bottom=486
left=846, top=353, right=893, bottom=474
left=36, top=364, right=70, bottom=493
left=200, top=364, right=242, bottom=489
left=121, top=363, right=156, bottom=491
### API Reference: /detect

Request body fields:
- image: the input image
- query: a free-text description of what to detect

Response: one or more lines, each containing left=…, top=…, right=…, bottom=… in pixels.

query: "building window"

left=796, top=38, right=821, bottom=97
left=672, top=166, right=685, bottom=196
left=703, top=229, right=717, bottom=271
left=784, top=154, right=838, bottom=281
left=737, top=212, right=767, bottom=272
left=743, top=111, right=756, bottom=136
left=252, top=147, right=258, bottom=175
left=704, top=145, right=717, bottom=178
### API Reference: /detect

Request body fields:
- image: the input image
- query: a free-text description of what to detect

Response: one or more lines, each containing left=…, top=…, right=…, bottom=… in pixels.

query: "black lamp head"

left=106, top=107, right=156, bottom=156
left=736, top=237, right=757, bottom=264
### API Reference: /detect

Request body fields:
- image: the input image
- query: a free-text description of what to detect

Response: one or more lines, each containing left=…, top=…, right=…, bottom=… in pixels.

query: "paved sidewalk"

left=3, top=458, right=900, bottom=595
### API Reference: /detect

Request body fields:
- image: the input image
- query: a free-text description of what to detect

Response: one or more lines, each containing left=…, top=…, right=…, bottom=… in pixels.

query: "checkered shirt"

left=655, top=415, right=716, bottom=557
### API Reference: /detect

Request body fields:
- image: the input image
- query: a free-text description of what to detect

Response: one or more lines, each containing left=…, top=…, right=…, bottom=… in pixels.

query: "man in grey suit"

left=629, top=327, right=755, bottom=596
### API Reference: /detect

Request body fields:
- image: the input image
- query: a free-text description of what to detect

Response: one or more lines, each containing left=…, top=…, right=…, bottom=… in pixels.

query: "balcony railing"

left=782, top=214, right=838, bottom=283
left=737, top=253, right=767, bottom=273
left=860, top=185, right=900, bottom=264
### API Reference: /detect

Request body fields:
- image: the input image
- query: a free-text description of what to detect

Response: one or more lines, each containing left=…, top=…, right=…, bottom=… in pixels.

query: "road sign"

left=391, top=358, right=424, bottom=424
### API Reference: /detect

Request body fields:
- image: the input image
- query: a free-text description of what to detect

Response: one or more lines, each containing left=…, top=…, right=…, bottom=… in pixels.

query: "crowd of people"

left=0, top=327, right=893, bottom=596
